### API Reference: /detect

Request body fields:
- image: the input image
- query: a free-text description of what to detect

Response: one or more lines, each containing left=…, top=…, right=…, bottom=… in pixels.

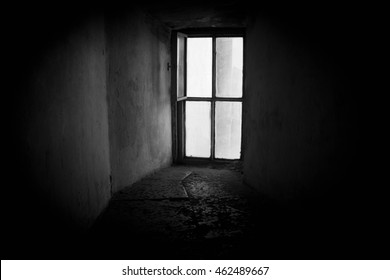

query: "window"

left=173, top=30, right=244, bottom=161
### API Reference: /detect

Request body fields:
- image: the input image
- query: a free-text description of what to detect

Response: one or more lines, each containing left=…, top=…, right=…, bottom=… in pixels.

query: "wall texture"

left=239, top=9, right=389, bottom=255
left=106, top=10, right=172, bottom=193
left=16, top=16, right=112, bottom=233
left=243, top=11, right=359, bottom=202
left=4, top=6, right=173, bottom=258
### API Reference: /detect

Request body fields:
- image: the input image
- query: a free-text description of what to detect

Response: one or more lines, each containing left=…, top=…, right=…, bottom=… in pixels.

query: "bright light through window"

left=185, top=101, right=211, bottom=158
left=215, top=102, right=242, bottom=159
left=216, top=37, right=243, bottom=98
left=187, top=38, right=212, bottom=97
left=179, top=35, right=243, bottom=160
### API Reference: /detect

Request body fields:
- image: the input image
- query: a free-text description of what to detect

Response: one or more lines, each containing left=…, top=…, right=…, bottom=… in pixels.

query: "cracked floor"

left=89, top=161, right=341, bottom=259
left=90, top=162, right=276, bottom=259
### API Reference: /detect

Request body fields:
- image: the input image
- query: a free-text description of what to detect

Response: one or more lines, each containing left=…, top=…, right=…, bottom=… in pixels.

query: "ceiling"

left=144, top=0, right=252, bottom=29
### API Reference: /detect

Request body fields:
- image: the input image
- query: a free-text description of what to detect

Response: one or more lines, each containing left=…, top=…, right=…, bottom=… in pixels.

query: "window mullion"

left=182, top=36, right=187, bottom=160
left=211, top=36, right=216, bottom=160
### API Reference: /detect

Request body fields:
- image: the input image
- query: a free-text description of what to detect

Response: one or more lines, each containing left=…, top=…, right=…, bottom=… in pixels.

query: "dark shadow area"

left=87, top=163, right=388, bottom=259
left=2, top=1, right=387, bottom=261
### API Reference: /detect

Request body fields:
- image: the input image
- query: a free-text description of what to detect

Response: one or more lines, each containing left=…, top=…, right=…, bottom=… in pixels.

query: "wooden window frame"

left=171, top=28, right=245, bottom=163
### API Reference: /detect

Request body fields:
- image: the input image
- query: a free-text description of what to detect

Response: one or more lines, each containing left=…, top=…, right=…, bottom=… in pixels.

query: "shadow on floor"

left=2, top=161, right=388, bottom=260
left=85, top=161, right=384, bottom=259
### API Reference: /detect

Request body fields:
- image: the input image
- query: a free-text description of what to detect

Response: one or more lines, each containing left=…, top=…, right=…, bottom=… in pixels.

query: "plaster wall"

left=106, top=10, right=172, bottom=193
left=18, top=16, right=112, bottom=232
left=242, top=13, right=359, bottom=202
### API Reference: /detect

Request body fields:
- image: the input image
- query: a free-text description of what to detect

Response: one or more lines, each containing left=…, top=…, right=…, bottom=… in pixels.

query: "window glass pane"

left=185, top=101, right=211, bottom=158
left=187, top=38, right=212, bottom=97
left=215, top=102, right=242, bottom=159
left=216, top=37, right=243, bottom=98
left=177, top=35, right=185, bottom=98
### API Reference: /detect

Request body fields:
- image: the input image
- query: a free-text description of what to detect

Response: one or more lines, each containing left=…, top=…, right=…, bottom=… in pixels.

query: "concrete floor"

left=89, top=162, right=306, bottom=259
left=88, top=161, right=373, bottom=259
